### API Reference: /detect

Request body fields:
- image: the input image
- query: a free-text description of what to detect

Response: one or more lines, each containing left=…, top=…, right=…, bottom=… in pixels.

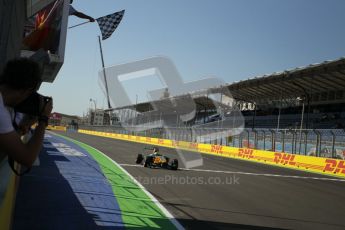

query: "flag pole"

left=98, top=35, right=111, bottom=109
left=68, top=21, right=90, bottom=29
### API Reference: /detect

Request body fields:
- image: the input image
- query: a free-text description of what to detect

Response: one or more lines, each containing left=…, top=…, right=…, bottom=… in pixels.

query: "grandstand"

left=106, top=57, right=345, bottom=130
left=228, top=57, right=345, bottom=129
left=92, top=57, right=345, bottom=159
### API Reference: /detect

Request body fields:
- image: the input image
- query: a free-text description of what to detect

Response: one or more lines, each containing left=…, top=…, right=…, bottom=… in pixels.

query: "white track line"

left=119, top=163, right=345, bottom=182
left=66, top=139, right=184, bottom=230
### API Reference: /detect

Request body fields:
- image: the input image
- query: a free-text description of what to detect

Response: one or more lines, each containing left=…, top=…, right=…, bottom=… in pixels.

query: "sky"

left=38, top=0, right=345, bottom=116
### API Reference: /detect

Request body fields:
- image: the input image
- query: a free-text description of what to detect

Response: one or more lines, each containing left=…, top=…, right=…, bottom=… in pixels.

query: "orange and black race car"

left=136, top=147, right=178, bottom=170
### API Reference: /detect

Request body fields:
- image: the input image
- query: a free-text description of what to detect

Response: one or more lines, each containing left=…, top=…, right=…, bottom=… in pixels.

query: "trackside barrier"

left=78, top=129, right=345, bottom=179
left=47, top=125, right=66, bottom=131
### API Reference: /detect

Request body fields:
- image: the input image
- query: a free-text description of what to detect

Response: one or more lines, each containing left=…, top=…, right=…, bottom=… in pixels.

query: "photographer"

left=0, top=58, right=52, bottom=168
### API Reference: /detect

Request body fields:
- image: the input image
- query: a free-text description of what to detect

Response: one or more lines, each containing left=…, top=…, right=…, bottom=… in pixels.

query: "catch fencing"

left=78, top=125, right=345, bottom=160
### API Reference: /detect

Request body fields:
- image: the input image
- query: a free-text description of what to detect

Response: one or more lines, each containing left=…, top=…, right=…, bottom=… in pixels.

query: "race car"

left=136, top=147, right=178, bottom=170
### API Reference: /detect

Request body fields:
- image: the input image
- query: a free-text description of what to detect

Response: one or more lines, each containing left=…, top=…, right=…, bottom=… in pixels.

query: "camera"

left=14, top=92, right=51, bottom=116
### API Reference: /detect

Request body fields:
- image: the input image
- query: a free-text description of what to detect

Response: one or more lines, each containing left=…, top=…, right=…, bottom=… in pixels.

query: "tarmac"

left=53, top=130, right=345, bottom=230
left=12, top=132, right=178, bottom=230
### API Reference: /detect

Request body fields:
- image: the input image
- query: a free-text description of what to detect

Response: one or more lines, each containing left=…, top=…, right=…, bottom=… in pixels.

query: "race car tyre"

left=171, top=159, right=178, bottom=170
left=144, top=158, right=151, bottom=167
left=136, top=154, right=144, bottom=164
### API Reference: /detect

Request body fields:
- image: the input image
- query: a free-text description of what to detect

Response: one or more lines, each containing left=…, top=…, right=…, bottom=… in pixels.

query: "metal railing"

left=78, top=125, right=345, bottom=159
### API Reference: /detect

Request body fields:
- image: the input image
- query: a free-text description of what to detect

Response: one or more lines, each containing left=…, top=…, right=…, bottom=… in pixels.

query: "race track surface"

left=54, top=131, right=345, bottom=230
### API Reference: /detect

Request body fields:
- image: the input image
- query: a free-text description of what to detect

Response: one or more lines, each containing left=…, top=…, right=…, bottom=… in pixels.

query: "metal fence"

left=78, top=125, right=345, bottom=160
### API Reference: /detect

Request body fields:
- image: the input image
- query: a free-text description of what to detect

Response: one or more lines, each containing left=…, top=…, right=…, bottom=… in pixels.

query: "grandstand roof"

left=118, top=95, right=218, bottom=113
left=108, top=57, right=345, bottom=112
left=226, top=57, right=345, bottom=102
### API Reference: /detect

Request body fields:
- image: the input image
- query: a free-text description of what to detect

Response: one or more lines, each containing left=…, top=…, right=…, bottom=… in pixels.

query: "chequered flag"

left=96, top=10, right=125, bottom=40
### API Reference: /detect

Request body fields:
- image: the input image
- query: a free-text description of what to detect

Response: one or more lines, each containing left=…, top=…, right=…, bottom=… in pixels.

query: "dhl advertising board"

left=47, top=125, right=66, bottom=131
left=78, top=129, right=345, bottom=178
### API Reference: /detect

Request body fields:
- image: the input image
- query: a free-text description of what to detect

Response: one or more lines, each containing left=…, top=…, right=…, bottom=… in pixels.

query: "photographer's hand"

left=41, top=98, right=53, bottom=117
left=38, top=98, right=52, bottom=127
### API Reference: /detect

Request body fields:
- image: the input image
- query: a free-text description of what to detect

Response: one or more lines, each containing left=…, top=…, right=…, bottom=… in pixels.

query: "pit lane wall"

left=78, top=129, right=345, bottom=179
left=0, top=125, right=65, bottom=229
left=0, top=160, right=20, bottom=230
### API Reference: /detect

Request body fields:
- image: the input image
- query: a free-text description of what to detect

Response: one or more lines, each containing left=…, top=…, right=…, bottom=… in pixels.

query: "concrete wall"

left=0, top=0, right=26, bottom=74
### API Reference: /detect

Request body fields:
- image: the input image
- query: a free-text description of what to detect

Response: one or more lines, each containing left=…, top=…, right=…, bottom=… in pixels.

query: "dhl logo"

left=238, top=149, right=254, bottom=159
left=189, top=143, right=199, bottom=150
left=274, top=153, right=296, bottom=165
left=323, top=159, right=345, bottom=174
left=211, top=145, right=223, bottom=154
left=146, top=137, right=151, bottom=142
left=158, top=139, right=164, bottom=144
left=172, top=140, right=179, bottom=147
